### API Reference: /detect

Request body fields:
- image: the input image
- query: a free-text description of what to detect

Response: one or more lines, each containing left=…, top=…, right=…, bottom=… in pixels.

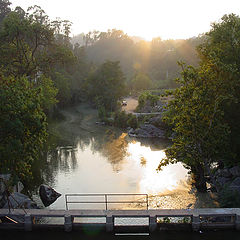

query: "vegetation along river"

left=32, top=103, right=218, bottom=210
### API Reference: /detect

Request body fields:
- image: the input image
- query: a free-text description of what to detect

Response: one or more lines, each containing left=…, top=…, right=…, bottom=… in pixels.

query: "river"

left=32, top=103, right=218, bottom=210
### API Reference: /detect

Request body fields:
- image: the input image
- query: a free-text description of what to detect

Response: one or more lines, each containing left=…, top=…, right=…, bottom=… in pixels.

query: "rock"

left=39, top=184, right=61, bottom=207
left=230, top=177, right=240, bottom=186
left=229, top=166, right=240, bottom=177
left=216, top=177, right=231, bottom=186
left=128, top=124, right=166, bottom=138
left=148, top=115, right=167, bottom=129
left=215, top=168, right=232, bottom=178
left=3, top=192, right=38, bottom=209
left=228, top=177, right=240, bottom=194
left=221, top=169, right=232, bottom=178
left=0, top=174, right=11, bottom=195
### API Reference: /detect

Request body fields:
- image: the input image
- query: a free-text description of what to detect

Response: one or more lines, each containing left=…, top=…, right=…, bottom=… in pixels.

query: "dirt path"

left=122, top=97, right=138, bottom=113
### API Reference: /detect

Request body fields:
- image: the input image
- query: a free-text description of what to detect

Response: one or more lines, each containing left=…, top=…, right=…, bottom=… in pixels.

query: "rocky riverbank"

left=0, top=174, right=61, bottom=212
left=210, top=166, right=240, bottom=192
left=128, top=123, right=166, bottom=138
left=127, top=99, right=168, bottom=138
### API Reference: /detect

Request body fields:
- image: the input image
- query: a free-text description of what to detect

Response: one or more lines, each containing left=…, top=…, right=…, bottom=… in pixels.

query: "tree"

left=198, top=14, right=240, bottom=165
left=131, top=72, right=152, bottom=91
left=85, top=61, right=126, bottom=112
left=161, top=63, right=230, bottom=191
left=0, top=0, right=11, bottom=24
left=0, top=72, right=47, bottom=181
left=0, top=7, right=56, bottom=78
left=162, top=14, right=240, bottom=191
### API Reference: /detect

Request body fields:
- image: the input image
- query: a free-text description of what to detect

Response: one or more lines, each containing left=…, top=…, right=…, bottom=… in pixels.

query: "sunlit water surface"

left=33, top=104, right=217, bottom=210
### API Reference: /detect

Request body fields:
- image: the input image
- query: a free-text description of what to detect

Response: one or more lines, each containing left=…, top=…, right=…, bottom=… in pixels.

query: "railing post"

left=64, top=214, right=73, bottom=232
left=235, top=215, right=240, bottom=230
left=24, top=214, right=32, bottom=231
left=65, top=195, right=68, bottom=210
left=146, top=194, right=148, bottom=210
left=149, top=215, right=157, bottom=232
left=192, top=214, right=200, bottom=232
left=105, top=194, right=108, bottom=210
left=106, top=214, right=114, bottom=232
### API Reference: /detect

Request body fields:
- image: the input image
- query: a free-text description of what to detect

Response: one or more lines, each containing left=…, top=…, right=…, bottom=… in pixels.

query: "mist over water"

left=34, top=104, right=217, bottom=210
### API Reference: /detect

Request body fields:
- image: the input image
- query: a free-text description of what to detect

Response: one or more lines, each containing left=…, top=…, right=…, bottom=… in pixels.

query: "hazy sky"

left=10, top=0, right=240, bottom=40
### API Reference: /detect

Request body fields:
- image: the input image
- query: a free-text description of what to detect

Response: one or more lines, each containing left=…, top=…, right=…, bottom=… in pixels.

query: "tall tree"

left=85, top=61, right=126, bottom=112
left=0, top=0, right=11, bottom=24
left=0, top=72, right=47, bottom=181
left=162, top=14, right=240, bottom=191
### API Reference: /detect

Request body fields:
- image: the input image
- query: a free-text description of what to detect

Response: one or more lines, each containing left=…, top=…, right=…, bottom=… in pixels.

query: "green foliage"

left=52, top=71, right=71, bottom=106
left=0, top=73, right=47, bottom=181
left=197, top=14, right=240, bottom=165
left=113, top=111, right=129, bottom=129
left=85, top=60, right=126, bottom=111
left=137, top=91, right=160, bottom=111
left=127, top=114, right=138, bottom=129
left=0, top=8, right=55, bottom=77
left=0, top=0, right=11, bottom=24
left=162, top=14, right=240, bottom=191
left=38, top=75, right=58, bottom=111
left=131, top=72, right=152, bottom=91
left=162, top=63, right=230, bottom=191
left=113, top=111, right=138, bottom=129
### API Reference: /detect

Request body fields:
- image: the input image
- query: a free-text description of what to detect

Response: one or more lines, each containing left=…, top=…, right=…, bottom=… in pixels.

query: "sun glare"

left=127, top=142, right=189, bottom=194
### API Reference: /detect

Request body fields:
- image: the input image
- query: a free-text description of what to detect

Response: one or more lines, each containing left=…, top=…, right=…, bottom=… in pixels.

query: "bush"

left=113, top=111, right=139, bottom=129
left=136, top=91, right=160, bottom=111
left=127, top=114, right=138, bottom=129
left=114, top=111, right=129, bottom=128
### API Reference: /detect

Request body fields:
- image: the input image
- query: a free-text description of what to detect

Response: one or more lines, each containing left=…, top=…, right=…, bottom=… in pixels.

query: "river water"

left=32, top=104, right=218, bottom=210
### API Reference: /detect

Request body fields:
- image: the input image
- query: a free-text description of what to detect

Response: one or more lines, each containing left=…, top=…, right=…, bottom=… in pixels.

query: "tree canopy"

left=162, top=14, right=240, bottom=191
left=0, top=72, right=47, bottom=180
left=85, top=61, right=126, bottom=112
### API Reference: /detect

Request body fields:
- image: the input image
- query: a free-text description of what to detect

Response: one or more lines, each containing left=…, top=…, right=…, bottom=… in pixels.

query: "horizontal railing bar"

left=65, top=194, right=148, bottom=195
left=1, top=209, right=240, bottom=216
left=65, top=193, right=149, bottom=210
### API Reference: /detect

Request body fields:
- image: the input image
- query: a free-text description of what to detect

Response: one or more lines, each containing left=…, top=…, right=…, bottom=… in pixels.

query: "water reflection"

left=102, top=133, right=128, bottom=172
left=42, top=134, right=195, bottom=209
left=30, top=104, right=217, bottom=209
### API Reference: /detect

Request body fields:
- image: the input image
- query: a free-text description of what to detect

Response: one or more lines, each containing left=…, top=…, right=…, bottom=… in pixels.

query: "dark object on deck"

left=39, top=184, right=61, bottom=207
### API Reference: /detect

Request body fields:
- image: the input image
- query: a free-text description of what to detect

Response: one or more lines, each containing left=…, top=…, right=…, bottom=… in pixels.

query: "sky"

left=10, top=0, right=240, bottom=40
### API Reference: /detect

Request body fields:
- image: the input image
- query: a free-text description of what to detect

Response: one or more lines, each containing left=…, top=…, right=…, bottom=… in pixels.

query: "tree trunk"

left=192, top=164, right=207, bottom=192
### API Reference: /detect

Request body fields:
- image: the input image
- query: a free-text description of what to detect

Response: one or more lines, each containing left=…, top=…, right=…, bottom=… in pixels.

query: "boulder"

left=215, top=168, right=232, bottom=178
left=135, top=128, right=152, bottom=138
left=229, top=166, right=240, bottom=177
left=148, top=115, right=167, bottom=129
left=221, top=168, right=232, bottom=178
left=39, top=184, right=61, bottom=207
left=140, top=124, right=166, bottom=138
left=230, top=177, right=240, bottom=187
left=216, top=177, right=231, bottom=186
left=128, top=124, right=166, bottom=138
